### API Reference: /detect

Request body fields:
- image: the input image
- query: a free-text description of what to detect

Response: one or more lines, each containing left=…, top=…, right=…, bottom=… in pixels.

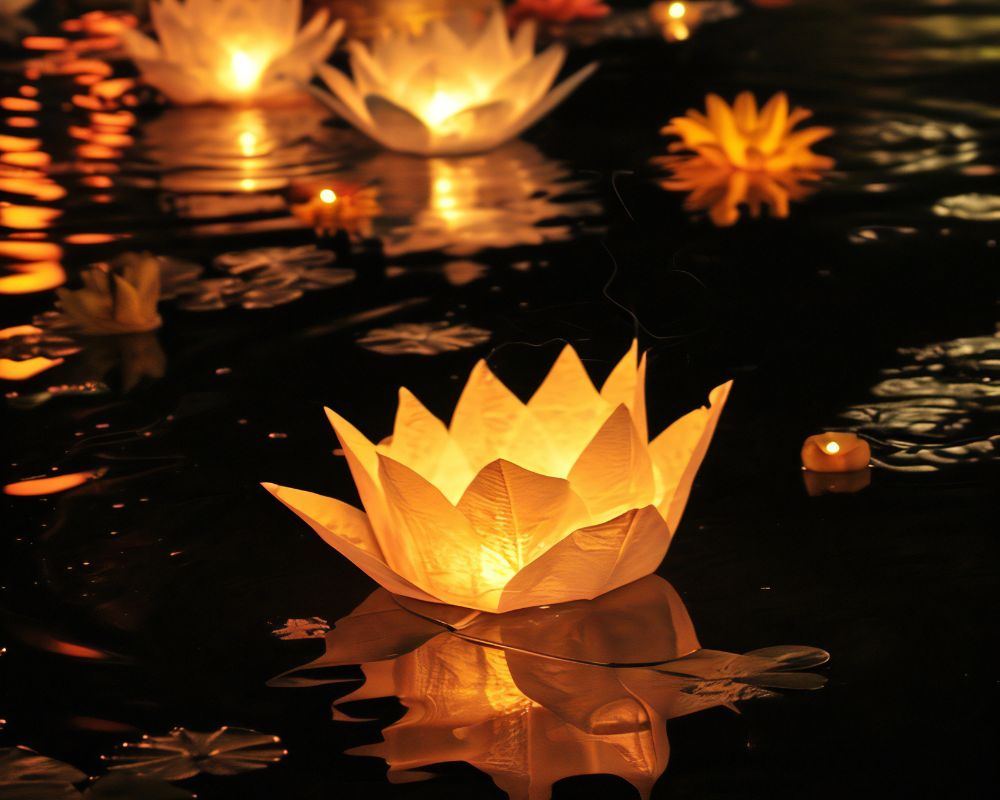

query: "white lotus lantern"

left=310, top=7, right=597, bottom=155
left=121, top=0, right=345, bottom=105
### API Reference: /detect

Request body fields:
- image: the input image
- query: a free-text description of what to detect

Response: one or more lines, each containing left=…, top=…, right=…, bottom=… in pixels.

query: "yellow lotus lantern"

left=121, top=0, right=345, bottom=105
left=55, top=253, right=161, bottom=335
left=265, top=342, right=731, bottom=612
left=310, top=7, right=598, bottom=155
left=662, top=91, right=834, bottom=173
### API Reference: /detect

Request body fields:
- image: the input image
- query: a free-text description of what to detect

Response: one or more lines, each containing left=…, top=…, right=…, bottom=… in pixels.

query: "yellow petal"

left=262, top=483, right=437, bottom=603
left=449, top=359, right=525, bottom=471
left=498, top=506, right=671, bottom=613
left=378, top=454, right=508, bottom=609
left=527, top=344, right=612, bottom=473
left=756, top=92, right=789, bottom=155
left=456, top=459, right=589, bottom=569
left=650, top=381, right=732, bottom=533
left=732, top=91, right=758, bottom=132
left=568, top=404, right=655, bottom=520
left=381, top=387, right=472, bottom=502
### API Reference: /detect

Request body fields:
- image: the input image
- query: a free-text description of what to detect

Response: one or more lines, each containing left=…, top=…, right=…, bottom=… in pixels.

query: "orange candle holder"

left=801, top=432, right=871, bottom=473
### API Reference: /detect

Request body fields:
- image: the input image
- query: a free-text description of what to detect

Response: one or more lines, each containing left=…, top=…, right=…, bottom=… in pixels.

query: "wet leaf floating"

left=174, top=245, right=354, bottom=311
left=53, top=253, right=161, bottom=335
left=103, top=726, right=287, bottom=781
left=264, top=342, right=732, bottom=612
left=310, top=7, right=598, bottom=155
left=120, top=0, right=344, bottom=105
left=0, top=746, right=86, bottom=800
left=272, top=616, right=330, bottom=640
left=657, top=91, right=834, bottom=225
left=357, top=321, right=491, bottom=355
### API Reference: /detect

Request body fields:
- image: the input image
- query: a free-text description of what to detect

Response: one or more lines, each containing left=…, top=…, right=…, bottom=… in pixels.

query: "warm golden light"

left=265, top=342, right=731, bottom=612
left=4, top=470, right=105, bottom=496
left=319, top=188, right=337, bottom=204
left=228, top=50, right=264, bottom=93
left=311, top=8, right=597, bottom=155
left=237, top=130, right=257, bottom=157
left=121, top=0, right=344, bottom=105
left=668, top=1, right=686, bottom=18
left=802, top=433, right=871, bottom=474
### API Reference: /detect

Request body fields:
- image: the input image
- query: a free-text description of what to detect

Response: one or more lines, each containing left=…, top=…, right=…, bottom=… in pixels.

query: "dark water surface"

left=1, top=1, right=998, bottom=798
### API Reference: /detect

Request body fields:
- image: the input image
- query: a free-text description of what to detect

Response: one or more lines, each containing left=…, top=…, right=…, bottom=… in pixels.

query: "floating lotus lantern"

left=663, top=91, right=834, bottom=173
left=310, top=7, right=598, bottom=155
left=507, top=0, right=611, bottom=28
left=55, top=253, right=161, bottom=335
left=265, top=342, right=731, bottom=612
left=121, top=0, right=345, bottom=105
left=659, top=91, right=833, bottom=224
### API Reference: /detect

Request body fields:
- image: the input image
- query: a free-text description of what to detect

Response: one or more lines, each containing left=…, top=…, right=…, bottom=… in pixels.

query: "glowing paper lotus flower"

left=121, top=0, right=345, bottom=105
left=310, top=8, right=598, bottom=155
left=662, top=91, right=834, bottom=173
left=507, top=0, right=611, bottom=27
left=265, top=342, right=731, bottom=612
left=55, top=253, right=161, bottom=335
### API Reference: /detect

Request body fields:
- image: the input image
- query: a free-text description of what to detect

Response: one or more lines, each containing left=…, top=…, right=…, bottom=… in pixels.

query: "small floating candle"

left=801, top=432, right=871, bottom=473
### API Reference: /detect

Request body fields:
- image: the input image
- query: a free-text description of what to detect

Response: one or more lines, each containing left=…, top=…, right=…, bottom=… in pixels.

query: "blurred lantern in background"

left=309, top=7, right=597, bottom=155
left=121, top=0, right=344, bottom=104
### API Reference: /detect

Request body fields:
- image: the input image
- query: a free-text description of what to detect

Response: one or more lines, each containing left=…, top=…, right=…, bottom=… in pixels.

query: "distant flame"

left=668, top=2, right=686, bottom=18
left=228, top=50, right=265, bottom=93
left=319, top=188, right=337, bottom=204
left=823, top=441, right=841, bottom=455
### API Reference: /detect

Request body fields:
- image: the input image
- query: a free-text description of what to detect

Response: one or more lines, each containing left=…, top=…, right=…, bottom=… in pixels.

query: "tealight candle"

left=801, top=433, right=870, bottom=473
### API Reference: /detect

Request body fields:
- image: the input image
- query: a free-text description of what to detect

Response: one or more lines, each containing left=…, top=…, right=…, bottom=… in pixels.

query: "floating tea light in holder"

left=310, top=7, right=597, bottom=155
left=121, top=0, right=344, bottom=105
left=288, top=179, right=380, bottom=239
left=650, top=2, right=739, bottom=43
left=801, top=433, right=871, bottom=473
left=265, top=342, right=731, bottom=612
left=801, top=432, right=871, bottom=496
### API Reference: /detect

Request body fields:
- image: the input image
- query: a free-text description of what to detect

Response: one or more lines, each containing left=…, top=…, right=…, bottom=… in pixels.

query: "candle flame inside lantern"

left=319, top=188, right=337, bottom=204
left=228, top=50, right=265, bottom=94
left=823, top=441, right=841, bottom=455
left=668, top=2, right=686, bottom=18
left=424, top=90, right=465, bottom=129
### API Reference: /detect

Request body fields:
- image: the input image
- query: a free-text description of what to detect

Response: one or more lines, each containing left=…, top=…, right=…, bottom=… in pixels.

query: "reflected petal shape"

left=266, top=342, right=731, bottom=612
left=54, top=253, right=161, bottom=335
left=312, top=8, right=596, bottom=155
left=278, top=577, right=827, bottom=799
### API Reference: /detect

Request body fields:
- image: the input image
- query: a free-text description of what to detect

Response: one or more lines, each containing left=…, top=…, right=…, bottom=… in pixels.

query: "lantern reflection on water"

left=274, top=576, right=828, bottom=799
left=265, top=342, right=731, bottom=612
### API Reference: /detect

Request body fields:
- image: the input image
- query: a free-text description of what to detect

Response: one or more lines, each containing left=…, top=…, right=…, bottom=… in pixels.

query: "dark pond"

left=1, top=1, right=998, bottom=798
